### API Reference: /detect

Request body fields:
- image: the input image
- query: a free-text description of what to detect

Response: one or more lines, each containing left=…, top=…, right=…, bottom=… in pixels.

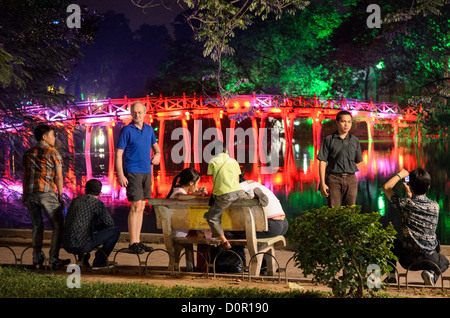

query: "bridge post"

left=85, top=124, right=93, bottom=181
left=251, top=116, right=259, bottom=165
left=193, top=118, right=201, bottom=171
left=158, top=119, right=165, bottom=172
left=365, top=118, right=374, bottom=142
left=66, top=126, right=76, bottom=199
left=311, top=110, right=323, bottom=149
left=213, top=114, right=223, bottom=143
left=1, top=140, right=12, bottom=180
left=107, top=123, right=115, bottom=197
left=181, top=119, right=191, bottom=169
left=227, top=118, right=236, bottom=159
left=282, top=113, right=291, bottom=163
left=258, top=115, right=266, bottom=169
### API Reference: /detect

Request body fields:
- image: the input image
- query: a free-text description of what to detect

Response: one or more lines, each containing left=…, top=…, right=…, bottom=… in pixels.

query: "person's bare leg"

left=128, top=200, right=146, bottom=244
left=136, top=199, right=146, bottom=240
left=217, top=235, right=227, bottom=244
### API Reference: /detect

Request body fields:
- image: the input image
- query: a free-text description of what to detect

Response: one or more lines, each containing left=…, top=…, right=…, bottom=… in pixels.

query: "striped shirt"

left=22, top=142, right=63, bottom=195
left=390, top=193, right=439, bottom=254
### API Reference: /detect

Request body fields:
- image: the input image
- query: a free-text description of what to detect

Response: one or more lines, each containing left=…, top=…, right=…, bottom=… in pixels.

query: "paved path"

left=1, top=229, right=449, bottom=292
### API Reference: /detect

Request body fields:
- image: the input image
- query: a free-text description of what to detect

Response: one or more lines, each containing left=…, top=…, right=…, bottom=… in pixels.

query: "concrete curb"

left=0, top=228, right=164, bottom=244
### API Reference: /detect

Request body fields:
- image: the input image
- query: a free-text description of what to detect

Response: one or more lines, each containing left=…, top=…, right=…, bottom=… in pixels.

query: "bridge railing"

left=0, top=94, right=419, bottom=130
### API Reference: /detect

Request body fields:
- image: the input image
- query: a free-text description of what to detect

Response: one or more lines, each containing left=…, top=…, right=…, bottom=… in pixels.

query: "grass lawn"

left=0, top=266, right=331, bottom=298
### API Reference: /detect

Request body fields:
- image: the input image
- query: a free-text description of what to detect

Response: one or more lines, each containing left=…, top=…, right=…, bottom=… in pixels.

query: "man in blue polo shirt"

left=116, top=101, right=161, bottom=254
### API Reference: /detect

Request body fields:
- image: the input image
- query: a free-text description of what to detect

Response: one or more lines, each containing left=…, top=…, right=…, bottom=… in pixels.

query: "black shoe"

left=92, top=261, right=116, bottom=270
left=51, top=258, right=70, bottom=270
left=78, top=253, right=91, bottom=268
left=126, top=243, right=145, bottom=254
left=383, top=273, right=397, bottom=284
left=138, top=242, right=154, bottom=253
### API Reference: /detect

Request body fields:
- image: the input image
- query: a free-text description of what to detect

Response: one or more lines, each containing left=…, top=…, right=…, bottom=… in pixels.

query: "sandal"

left=219, top=241, right=232, bottom=252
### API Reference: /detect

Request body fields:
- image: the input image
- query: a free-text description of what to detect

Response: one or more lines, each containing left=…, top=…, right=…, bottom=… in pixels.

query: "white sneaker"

left=421, top=270, right=435, bottom=286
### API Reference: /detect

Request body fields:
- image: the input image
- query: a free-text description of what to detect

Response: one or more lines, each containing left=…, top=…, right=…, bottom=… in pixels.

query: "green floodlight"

left=376, top=61, right=385, bottom=69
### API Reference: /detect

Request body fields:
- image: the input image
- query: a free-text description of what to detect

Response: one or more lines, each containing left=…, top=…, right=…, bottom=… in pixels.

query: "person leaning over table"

left=238, top=174, right=288, bottom=239
left=205, top=142, right=247, bottom=252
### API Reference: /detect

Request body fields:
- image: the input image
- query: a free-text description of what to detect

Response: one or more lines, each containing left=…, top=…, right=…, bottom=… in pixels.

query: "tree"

left=223, top=1, right=349, bottom=96
left=63, top=10, right=172, bottom=99
left=133, top=0, right=311, bottom=98
left=142, top=0, right=450, bottom=139
left=64, top=10, right=136, bottom=99
left=289, top=205, right=397, bottom=297
left=0, top=0, right=99, bottom=118
left=377, top=0, right=450, bottom=138
left=151, top=1, right=349, bottom=97
left=147, top=33, right=218, bottom=95
left=0, top=0, right=98, bottom=188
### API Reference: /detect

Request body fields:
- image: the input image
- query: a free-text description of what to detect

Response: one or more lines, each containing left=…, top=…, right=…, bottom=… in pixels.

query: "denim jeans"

left=25, top=192, right=64, bottom=265
left=230, top=217, right=289, bottom=239
left=256, top=218, right=289, bottom=239
left=64, top=226, right=120, bottom=266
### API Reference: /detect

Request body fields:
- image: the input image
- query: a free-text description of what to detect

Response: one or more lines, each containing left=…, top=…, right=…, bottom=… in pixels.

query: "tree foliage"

left=0, top=0, right=99, bottom=123
left=0, top=0, right=99, bottom=189
left=377, top=0, right=450, bottom=138
left=134, top=0, right=310, bottom=96
left=145, top=0, right=450, bottom=138
left=289, top=205, right=397, bottom=297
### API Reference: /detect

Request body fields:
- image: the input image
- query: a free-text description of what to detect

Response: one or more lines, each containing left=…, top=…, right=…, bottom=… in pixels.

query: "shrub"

left=289, top=205, right=397, bottom=297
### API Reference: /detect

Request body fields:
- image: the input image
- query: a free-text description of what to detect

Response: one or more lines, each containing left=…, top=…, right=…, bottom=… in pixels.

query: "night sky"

left=77, top=0, right=181, bottom=34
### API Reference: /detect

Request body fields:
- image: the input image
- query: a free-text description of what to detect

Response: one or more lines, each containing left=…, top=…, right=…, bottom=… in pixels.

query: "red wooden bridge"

left=2, top=93, right=421, bottom=124
left=1, top=93, right=422, bottom=143
left=0, top=94, right=422, bottom=200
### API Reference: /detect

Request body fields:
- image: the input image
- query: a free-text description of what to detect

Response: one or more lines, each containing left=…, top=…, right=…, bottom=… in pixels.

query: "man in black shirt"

left=317, top=110, right=363, bottom=208
left=62, top=179, right=120, bottom=269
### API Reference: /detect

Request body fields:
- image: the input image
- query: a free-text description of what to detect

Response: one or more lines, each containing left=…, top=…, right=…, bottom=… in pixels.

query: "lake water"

left=0, top=120, right=449, bottom=244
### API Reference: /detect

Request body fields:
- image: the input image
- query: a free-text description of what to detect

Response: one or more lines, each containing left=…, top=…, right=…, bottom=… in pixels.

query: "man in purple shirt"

left=116, top=101, right=161, bottom=254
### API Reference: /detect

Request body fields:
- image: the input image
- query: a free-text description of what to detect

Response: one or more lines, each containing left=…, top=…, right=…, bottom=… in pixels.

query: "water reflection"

left=1, top=133, right=449, bottom=244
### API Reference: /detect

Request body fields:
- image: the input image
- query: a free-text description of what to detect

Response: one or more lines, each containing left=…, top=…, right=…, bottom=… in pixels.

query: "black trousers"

left=392, top=239, right=450, bottom=275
